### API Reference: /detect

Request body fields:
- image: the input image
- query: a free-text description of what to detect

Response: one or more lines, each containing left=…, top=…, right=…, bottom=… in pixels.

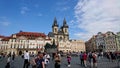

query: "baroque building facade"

left=95, top=32, right=106, bottom=52
left=85, top=35, right=97, bottom=52
left=70, top=40, right=86, bottom=52
left=85, top=31, right=119, bottom=52
left=0, top=31, right=51, bottom=55
left=104, top=31, right=117, bottom=52
left=116, top=32, right=120, bottom=51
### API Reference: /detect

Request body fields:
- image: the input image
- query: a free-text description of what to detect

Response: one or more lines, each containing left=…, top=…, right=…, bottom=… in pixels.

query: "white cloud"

left=69, top=20, right=78, bottom=28
left=21, top=6, right=29, bottom=15
left=0, top=21, right=10, bottom=26
left=0, top=17, right=10, bottom=26
left=74, top=32, right=91, bottom=41
left=74, top=0, right=120, bottom=41
left=62, top=6, right=70, bottom=11
left=55, top=1, right=70, bottom=12
left=56, top=6, right=70, bottom=12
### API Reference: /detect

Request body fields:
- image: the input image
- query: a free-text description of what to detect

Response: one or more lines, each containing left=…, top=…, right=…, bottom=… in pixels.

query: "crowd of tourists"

left=79, top=51, right=97, bottom=68
left=1, top=50, right=120, bottom=68
left=0, top=52, right=16, bottom=68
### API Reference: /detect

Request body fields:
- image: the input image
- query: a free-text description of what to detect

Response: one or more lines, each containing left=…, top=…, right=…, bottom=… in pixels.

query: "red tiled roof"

left=0, top=35, right=5, bottom=38
left=15, top=31, right=46, bottom=39
left=1, top=31, right=48, bottom=40
left=1, top=37, right=11, bottom=41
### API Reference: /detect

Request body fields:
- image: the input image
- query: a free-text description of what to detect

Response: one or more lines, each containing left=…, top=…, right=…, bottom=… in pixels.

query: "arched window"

left=65, top=28, right=67, bottom=33
left=55, top=28, right=57, bottom=32
left=59, top=37, right=62, bottom=41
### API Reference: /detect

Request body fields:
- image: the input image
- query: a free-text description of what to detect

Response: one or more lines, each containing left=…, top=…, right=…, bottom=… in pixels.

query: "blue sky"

left=0, top=0, right=120, bottom=41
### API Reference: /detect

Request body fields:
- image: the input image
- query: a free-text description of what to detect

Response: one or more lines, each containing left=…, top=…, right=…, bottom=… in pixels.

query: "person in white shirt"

left=5, top=55, right=11, bottom=68
left=23, top=50, right=30, bottom=68
left=46, top=54, right=50, bottom=61
left=43, top=53, right=50, bottom=65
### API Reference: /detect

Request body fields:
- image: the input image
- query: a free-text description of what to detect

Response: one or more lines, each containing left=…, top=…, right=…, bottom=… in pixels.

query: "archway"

left=19, top=51, right=22, bottom=55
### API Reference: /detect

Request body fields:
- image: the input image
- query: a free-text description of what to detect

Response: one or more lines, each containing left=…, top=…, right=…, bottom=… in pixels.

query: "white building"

left=0, top=31, right=51, bottom=55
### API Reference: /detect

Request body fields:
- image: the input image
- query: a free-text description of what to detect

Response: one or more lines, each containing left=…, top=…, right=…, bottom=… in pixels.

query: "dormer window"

left=13, top=34, right=16, bottom=38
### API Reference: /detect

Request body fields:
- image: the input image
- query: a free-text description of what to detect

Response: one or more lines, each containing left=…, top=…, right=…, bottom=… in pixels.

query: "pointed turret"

left=61, top=18, right=69, bottom=41
left=63, top=18, right=68, bottom=28
left=52, top=17, right=58, bottom=27
left=52, top=17, right=59, bottom=34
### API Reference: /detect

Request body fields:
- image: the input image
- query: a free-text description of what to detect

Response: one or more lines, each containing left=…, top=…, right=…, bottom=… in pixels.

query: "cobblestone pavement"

left=0, top=56, right=119, bottom=68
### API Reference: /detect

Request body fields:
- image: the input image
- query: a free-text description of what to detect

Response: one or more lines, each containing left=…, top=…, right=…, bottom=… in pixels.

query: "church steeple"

left=52, top=17, right=58, bottom=27
left=63, top=18, right=68, bottom=28
left=52, top=17, right=58, bottom=34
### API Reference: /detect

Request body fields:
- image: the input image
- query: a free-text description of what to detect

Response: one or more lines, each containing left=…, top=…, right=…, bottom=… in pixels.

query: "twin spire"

left=52, top=17, right=68, bottom=28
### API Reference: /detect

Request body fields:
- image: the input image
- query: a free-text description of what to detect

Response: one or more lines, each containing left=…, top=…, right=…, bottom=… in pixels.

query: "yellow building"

left=58, top=41, right=71, bottom=52
left=58, top=40, right=85, bottom=53
left=70, top=40, right=86, bottom=52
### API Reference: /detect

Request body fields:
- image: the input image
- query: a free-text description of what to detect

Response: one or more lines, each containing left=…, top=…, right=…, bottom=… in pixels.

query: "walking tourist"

left=52, top=53, right=55, bottom=60
left=5, top=55, right=11, bottom=68
left=54, top=53, right=61, bottom=68
left=88, top=52, right=93, bottom=68
left=92, top=51, right=97, bottom=68
left=80, top=51, right=84, bottom=66
left=31, top=52, right=45, bottom=68
left=83, top=52, right=87, bottom=67
left=44, top=53, right=50, bottom=66
left=67, top=54, right=71, bottom=67
left=46, top=53, right=50, bottom=61
left=106, top=52, right=111, bottom=62
left=23, top=50, right=30, bottom=68
left=110, top=52, right=116, bottom=62
left=12, top=52, right=15, bottom=61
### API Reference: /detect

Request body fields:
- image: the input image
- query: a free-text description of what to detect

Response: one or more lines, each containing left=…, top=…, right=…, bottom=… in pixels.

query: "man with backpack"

left=88, top=52, right=93, bottom=68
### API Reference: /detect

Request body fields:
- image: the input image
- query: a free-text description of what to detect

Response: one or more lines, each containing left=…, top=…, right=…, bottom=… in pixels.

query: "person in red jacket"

left=83, top=52, right=87, bottom=67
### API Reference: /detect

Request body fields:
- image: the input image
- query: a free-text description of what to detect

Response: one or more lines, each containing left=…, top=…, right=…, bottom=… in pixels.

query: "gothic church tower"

left=48, top=17, right=69, bottom=45
left=62, top=18, right=69, bottom=41
left=52, top=17, right=58, bottom=34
